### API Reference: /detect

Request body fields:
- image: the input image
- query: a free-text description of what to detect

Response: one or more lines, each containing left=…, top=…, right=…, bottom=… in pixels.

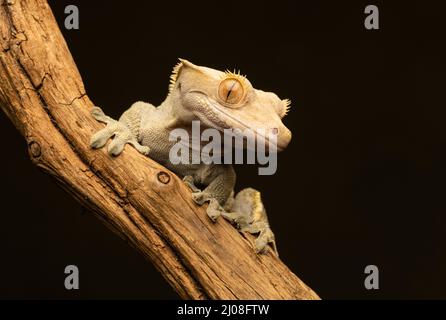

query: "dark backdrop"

left=1, top=0, right=445, bottom=299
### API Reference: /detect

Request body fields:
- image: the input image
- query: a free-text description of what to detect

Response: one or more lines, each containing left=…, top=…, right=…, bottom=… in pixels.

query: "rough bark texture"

left=0, top=0, right=319, bottom=300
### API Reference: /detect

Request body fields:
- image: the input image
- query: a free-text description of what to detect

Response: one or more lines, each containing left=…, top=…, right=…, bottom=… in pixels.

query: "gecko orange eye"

left=218, top=78, right=245, bottom=105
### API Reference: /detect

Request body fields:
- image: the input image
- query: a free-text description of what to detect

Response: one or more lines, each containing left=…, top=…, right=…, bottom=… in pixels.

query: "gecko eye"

left=218, top=78, right=245, bottom=105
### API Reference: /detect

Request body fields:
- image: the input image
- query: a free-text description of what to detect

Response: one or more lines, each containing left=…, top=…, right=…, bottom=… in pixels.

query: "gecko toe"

left=91, top=107, right=106, bottom=120
left=183, top=176, right=201, bottom=193
left=90, top=130, right=112, bottom=149
left=107, top=139, right=125, bottom=156
left=192, top=191, right=211, bottom=205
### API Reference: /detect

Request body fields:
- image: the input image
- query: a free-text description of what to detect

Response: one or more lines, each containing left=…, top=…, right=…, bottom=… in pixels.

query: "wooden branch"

left=0, top=0, right=319, bottom=300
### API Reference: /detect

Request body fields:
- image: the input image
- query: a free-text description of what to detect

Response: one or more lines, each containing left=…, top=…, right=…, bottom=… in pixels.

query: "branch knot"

left=28, top=140, right=41, bottom=158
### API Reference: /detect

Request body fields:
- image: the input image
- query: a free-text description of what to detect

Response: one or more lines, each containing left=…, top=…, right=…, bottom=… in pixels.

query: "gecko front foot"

left=191, top=191, right=212, bottom=205
left=183, top=175, right=201, bottom=193
left=190, top=192, right=223, bottom=222
left=90, top=106, right=150, bottom=156
left=183, top=176, right=224, bottom=221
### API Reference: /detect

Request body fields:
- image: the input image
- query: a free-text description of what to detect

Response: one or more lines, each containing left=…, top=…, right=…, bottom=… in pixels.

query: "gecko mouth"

left=200, top=99, right=288, bottom=152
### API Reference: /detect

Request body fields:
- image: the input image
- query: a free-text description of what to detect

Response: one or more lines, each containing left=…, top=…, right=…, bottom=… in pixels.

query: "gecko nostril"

left=272, top=128, right=279, bottom=135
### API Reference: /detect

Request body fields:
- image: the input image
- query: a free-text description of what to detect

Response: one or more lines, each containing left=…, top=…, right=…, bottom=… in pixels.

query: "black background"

left=1, top=0, right=445, bottom=299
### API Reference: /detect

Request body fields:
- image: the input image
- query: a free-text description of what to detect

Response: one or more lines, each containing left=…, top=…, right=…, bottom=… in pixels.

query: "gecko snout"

left=275, top=126, right=292, bottom=151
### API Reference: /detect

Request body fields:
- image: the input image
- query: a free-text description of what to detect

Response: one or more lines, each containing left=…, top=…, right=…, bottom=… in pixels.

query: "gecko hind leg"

left=226, top=188, right=279, bottom=256
left=243, top=223, right=278, bottom=256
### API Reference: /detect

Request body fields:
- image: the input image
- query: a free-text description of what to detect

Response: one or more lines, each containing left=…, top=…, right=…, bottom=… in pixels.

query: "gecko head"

left=167, top=59, right=292, bottom=152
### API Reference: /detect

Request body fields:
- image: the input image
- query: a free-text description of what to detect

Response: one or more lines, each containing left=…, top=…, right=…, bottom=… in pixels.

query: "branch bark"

left=0, top=0, right=319, bottom=300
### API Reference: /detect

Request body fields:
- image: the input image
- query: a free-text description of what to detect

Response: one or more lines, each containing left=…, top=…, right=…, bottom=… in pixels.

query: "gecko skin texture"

left=90, top=59, right=292, bottom=255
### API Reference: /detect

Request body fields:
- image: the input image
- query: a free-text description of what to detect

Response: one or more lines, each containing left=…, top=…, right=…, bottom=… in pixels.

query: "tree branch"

left=0, top=0, right=319, bottom=300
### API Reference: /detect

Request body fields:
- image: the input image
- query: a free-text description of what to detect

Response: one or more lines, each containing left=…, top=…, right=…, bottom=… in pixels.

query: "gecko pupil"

left=226, top=81, right=237, bottom=100
left=218, top=78, right=244, bottom=105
